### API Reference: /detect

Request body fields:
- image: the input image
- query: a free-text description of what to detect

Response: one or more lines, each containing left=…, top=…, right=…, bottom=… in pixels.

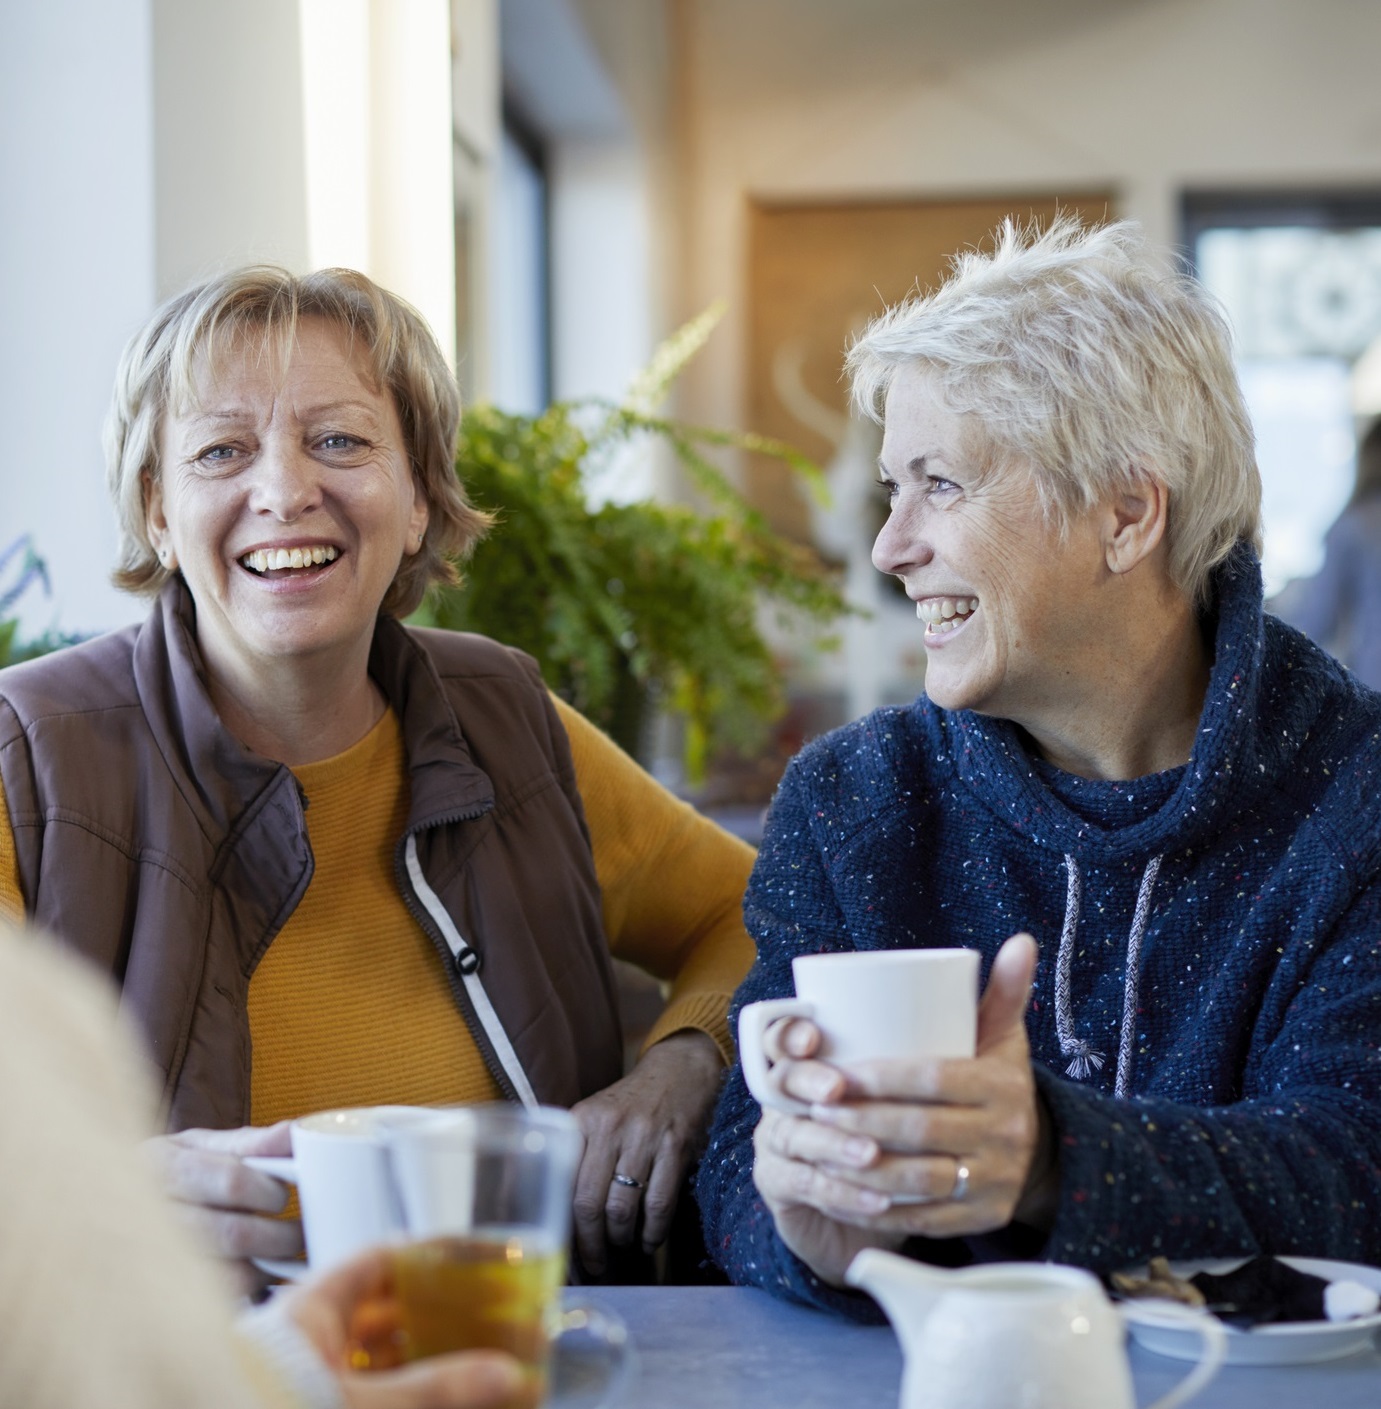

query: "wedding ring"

left=951, top=1162, right=971, bottom=1203
left=611, top=1172, right=645, bottom=1190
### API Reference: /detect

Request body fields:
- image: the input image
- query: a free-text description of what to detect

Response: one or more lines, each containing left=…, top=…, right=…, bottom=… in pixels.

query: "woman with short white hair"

left=697, top=217, right=1381, bottom=1314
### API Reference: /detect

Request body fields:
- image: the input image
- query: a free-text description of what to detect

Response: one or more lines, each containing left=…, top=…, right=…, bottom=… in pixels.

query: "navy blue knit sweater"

left=696, top=546, right=1381, bottom=1320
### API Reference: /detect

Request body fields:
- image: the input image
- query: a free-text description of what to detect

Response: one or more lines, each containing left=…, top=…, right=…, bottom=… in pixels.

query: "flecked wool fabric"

left=697, top=544, right=1381, bottom=1321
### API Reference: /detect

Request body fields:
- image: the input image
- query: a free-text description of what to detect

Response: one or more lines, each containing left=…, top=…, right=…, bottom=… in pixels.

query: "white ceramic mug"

left=738, top=948, right=981, bottom=1116
left=244, top=1104, right=437, bottom=1277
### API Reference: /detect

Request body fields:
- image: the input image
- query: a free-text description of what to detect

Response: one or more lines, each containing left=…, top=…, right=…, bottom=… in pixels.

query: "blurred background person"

left=0, top=917, right=524, bottom=1409
left=1271, top=417, right=1381, bottom=690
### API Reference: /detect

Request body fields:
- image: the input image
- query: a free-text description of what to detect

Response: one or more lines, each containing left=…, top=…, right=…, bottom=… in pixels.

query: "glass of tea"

left=355, top=1105, right=629, bottom=1407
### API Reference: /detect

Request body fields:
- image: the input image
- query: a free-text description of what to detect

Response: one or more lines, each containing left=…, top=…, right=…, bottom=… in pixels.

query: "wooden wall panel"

left=746, top=193, right=1116, bottom=539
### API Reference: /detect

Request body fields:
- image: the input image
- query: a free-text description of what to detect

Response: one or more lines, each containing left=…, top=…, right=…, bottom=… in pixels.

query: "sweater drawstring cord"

left=1054, top=853, right=1163, bottom=1098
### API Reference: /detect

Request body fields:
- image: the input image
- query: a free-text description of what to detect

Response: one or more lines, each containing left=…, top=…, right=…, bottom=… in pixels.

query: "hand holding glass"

left=351, top=1105, right=630, bottom=1408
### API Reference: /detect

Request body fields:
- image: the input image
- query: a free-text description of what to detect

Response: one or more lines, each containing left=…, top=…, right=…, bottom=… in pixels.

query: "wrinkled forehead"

left=881, top=362, right=978, bottom=433
left=163, top=311, right=384, bottom=419
left=881, top=363, right=999, bottom=466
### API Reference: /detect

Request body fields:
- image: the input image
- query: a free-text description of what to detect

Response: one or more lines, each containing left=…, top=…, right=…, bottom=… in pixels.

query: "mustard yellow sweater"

left=0, top=696, right=755, bottom=1125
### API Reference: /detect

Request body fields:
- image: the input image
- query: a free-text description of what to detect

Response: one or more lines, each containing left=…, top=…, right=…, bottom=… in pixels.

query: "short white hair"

left=846, top=217, right=1262, bottom=609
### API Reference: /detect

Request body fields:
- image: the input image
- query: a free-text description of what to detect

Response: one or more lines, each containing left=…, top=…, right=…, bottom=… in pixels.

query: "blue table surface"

left=580, top=1285, right=1381, bottom=1409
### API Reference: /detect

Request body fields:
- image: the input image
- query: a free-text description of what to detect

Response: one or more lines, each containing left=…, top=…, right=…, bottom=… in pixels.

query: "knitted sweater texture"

left=697, top=545, right=1381, bottom=1320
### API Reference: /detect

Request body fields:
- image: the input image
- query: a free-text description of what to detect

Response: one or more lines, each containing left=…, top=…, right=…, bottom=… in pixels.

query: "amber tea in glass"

left=393, top=1231, right=566, bottom=1369
left=361, top=1104, right=589, bottom=1402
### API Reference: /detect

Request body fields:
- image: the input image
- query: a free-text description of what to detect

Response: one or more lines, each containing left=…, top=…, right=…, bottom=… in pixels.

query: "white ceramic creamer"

left=845, top=1249, right=1225, bottom=1409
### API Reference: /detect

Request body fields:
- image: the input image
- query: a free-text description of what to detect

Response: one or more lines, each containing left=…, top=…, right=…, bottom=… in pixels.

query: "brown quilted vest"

left=0, top=581, right=623, bottom=1129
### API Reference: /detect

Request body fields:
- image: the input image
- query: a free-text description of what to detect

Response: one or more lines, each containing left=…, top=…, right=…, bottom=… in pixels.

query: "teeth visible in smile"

left=917, top=596, right=979, bottom=633
left=241, top=545, right=339, bottom=574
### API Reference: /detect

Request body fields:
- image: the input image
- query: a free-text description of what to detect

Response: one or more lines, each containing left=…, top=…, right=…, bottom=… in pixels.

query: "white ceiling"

left=504, top=0, right=1177, bottom=139
left=501, top=0, right=629, bottom=140
left=684, top=0, right=1175, bottom=96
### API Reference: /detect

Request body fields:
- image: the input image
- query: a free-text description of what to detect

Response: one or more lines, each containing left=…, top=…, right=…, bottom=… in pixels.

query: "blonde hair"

left=105, top=265, right=491, bottom=617
left=847, top=217, right=1262, bottom=609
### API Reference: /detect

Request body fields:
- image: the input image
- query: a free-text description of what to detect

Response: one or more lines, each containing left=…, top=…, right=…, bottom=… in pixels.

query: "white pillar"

left=3, top=0, right=471, bottom=642
left=152, top=0, right=311, bottom=296
left=1, top=0, right=156, bottom=638
left=300, top=0, right=460, bottom=366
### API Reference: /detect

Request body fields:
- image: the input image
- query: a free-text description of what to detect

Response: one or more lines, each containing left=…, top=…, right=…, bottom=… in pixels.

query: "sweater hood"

left=945, top=543, right=1332, bottom=864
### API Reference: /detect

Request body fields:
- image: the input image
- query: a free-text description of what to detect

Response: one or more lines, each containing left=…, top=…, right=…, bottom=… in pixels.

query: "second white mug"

left=245, top=1103, right=437, bottom=1277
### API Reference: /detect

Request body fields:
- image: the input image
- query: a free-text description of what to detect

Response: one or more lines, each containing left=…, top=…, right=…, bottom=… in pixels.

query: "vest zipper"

left=393, top=813, right=532, bottom=1106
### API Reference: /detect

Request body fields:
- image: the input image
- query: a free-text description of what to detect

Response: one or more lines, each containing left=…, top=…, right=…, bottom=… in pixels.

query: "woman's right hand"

left=144, top=1121, right=304, bottom=1292
left=750, top=1017, right=906, bottom=1285
left=750, top=935, right=1047, bottom=1286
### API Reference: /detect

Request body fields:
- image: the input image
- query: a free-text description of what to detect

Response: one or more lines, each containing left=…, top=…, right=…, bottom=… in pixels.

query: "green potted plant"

left=416, top=309, right=852, bottom=779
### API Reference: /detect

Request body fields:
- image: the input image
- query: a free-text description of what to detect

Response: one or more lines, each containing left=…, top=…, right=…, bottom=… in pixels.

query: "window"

left=1183, top=191, right=1381, bottom=595
left=489, top=107, right=551, bottom=415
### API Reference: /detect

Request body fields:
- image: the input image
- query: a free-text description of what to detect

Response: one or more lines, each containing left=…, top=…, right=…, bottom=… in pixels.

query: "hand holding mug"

left=747, top=936, right=1049, bottom=1286
left=145, top=1121, right=303, bottom=1293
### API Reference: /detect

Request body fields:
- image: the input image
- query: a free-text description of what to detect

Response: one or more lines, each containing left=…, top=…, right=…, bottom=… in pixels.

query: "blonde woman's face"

left=146, top=317, right=428, bottom=688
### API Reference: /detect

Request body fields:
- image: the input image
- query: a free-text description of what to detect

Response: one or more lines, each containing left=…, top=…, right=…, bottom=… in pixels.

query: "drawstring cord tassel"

left=1054, top=853, right=1163, bottom=1096
left=1064, top=1042, right=1105, bottom=1081
left=1055, top=856, right=1100, bottom=1076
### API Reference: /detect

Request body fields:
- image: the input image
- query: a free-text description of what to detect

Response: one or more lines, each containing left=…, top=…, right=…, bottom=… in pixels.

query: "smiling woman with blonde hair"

left=0, top=265, right=755, bottom=1289
left=697, top=217, right=1381, bottom=1315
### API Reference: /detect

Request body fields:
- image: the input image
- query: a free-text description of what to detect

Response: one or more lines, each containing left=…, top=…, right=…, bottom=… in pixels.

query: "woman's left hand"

left=568, top=1029, right=724, bottom=1275
left=753, top=934, right=1052, bottom=1283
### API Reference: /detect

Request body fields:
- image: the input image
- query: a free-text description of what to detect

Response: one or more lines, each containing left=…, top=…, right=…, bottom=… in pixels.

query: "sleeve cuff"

left=236, top=1298, right=346, bottom=1409
left=643, top=992, right=735, bottom=1064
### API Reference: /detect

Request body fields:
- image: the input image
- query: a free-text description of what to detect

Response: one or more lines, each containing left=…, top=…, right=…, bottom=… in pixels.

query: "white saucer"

left=252, top=1256, right=309, bottom=1283
left=1118, top=1256, right=1381, bottom=1366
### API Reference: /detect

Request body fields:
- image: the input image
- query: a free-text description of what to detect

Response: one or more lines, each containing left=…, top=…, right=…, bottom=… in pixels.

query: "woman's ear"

left=144, top=472, right=177, bottom=570
left=408, top=477, right=429, bottom=556
left=1103, top=473, right=1169, bottom=575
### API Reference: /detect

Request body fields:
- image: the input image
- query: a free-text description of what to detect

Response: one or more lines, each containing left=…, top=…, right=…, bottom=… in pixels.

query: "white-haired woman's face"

left=872, top=364, right=1114, bottom=727
left=146, top=317, right=429, bottom=690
